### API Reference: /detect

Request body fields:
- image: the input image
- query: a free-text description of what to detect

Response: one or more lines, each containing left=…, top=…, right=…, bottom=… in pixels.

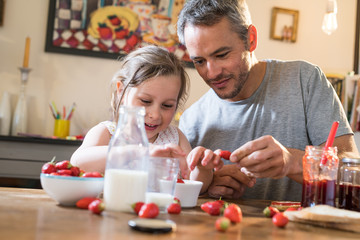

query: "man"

left=177, top=0, right=359, bottom=201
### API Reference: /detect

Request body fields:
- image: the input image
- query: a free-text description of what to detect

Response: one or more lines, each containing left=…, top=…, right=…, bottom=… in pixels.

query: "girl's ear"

left=247, top=25, right=257, bottom=52
left=116, top=81, right=123, bottom=95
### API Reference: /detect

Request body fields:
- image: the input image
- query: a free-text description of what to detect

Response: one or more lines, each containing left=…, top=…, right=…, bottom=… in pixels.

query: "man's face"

left=184, top=17, right=252, bottom=101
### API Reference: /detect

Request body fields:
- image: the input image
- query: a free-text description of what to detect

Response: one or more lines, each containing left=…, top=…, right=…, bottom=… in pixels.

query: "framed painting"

left=0, top=0, right=4, bottom=26
left=270, top=7, right=299, bottom=43
left=45, top=0, right=192, bottom=66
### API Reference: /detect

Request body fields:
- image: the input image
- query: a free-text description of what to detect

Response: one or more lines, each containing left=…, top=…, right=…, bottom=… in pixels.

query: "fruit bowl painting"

left=45, top=0, right=193, bottom=67
left=40, top=174, right=104, bottom=206
left=174, top=180, right=203, bottom=208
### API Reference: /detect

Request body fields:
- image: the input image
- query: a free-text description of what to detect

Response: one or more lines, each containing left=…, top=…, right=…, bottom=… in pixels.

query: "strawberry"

left=173, top=197, right=181, bottom=205
left=82, top=172, right=103, bottom=178
left=108, top=15, right=121, bottom=26
left=224, top=204, right=242, bottom=223
left=115, top=27, right=129, bottom=39
left=201, top=201, right=222, bottom=216
left=167, top=203, right=181, bottom=214
left=138, top=203, right=159, bottom=218
left=55, top=160, right=72, bottom=170
left=272, top=212, right=289, bottom=228
left=57, top=169, right=72, bottom=176
left=131, top=202, right=144, bottom=215
left=215, top=217, right=230, bottom=232
left=70, top=166, right=80, bottom=176
left=284, top=207, right=300, bottom=212
left=219, top=150, right=231, bottom=160
left=263, top=206, right=280, bottom=218
left=98, top=23, right=112, bottom=40
left=126, top=33, right=138, bottom=47
left=76, top=197, right=99, bottom=209
left=88, top=199, right=105, bottom=214
left=41, top=162, right=57, bottom=174
left=177, top=178, right=185, bottom=183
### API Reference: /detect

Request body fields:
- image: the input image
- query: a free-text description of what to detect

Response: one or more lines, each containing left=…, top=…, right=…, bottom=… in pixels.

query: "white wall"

left=0, top=0, right=357, bottom=137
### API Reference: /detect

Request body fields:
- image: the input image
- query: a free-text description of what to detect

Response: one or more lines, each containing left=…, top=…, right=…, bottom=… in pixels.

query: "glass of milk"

left=146, top=157, right=179, bottom=212
left=104, top=106, right=149, bottom=212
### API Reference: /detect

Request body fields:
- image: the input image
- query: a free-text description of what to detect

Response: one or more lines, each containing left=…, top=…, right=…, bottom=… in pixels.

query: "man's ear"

left=247, top=25, right=257, bottom=52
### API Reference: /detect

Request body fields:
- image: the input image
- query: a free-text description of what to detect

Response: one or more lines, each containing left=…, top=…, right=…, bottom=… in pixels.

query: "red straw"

left=320, top=121, right=339, bottom=165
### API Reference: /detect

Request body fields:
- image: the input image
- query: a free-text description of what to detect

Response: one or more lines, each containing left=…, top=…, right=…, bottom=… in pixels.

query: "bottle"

left=103, top=105, right=149, bottom=212
left=11, top=81, right=27, bottom=136
left=0, top=91, right=12, bottom=135
left=338, top=158, right=360, bottom=211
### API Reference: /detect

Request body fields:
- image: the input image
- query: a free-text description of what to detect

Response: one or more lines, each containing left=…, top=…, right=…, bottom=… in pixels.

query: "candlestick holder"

left=11, top=67, right=31, bottom=136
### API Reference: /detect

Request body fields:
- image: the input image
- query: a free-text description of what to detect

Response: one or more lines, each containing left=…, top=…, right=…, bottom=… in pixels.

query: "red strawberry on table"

left=224, top=204, right=242, bottom=223
left=215, top=217, right=230, bottom=232
left=167, top=203, right=181, bottom=214
left=132, top=202, right=144, bottom=215
left=263, top=206, right=280, bottom=218
left=57, top=169, right=72, bottom=176
left=219, top=150, right=231, bottom=160
left=138, top=203, right=159, bottom=218
left=201, top=201, right=222, bottom=216
left=88, top=199, right=105, bottom=215
left=76, top=197, right=99, bottom=209
left=272, top=212, right=289, bottom=228
left=82, top=172, right=103, bottom=178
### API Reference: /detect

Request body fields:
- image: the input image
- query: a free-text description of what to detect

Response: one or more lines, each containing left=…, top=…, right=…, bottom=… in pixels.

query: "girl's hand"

left=187, top=146, right=224, bottom=171
left=149, top=143, right=188, bottom=178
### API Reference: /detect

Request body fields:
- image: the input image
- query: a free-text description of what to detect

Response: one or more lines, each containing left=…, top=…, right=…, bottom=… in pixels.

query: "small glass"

left=146, top=157, right=179, bottom=212
left=338, top=158, right=360, bottom=211
left=301, top=145, right=339, bottom=207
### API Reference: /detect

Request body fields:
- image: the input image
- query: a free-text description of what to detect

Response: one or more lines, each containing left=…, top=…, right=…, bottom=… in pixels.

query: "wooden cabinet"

left=0, top=136, right=81, bottom=180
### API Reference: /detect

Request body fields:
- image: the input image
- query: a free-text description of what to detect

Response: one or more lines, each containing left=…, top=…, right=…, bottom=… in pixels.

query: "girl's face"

left=122, top=74, right=181, bottom=143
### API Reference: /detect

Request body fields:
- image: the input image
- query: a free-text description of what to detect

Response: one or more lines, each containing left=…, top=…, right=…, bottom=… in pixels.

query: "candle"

left=23, top=37, right=31, bottom=68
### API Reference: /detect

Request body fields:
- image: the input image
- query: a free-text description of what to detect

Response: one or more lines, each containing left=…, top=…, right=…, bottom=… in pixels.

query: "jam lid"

left=341, top=158, right=360, bottom=164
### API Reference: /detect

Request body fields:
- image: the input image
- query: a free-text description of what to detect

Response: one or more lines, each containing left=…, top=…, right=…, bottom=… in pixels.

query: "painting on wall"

left=270, top=7, right=299, bottom=43
left=45, top=0, right=192, bottom=66
left=0, top=0, right=4, bottom=26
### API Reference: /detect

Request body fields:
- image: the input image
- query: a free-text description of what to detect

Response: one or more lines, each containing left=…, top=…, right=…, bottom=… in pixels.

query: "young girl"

left=70, top=45, right=222, bottom=193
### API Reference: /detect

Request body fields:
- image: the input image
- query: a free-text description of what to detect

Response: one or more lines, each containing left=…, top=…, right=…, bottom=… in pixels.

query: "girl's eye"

left=141, top=99, right=151, bottom=104
left=163, top=104, right=174, bottom=108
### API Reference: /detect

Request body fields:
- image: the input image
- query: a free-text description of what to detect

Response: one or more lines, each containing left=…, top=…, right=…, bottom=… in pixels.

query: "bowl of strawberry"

left=40, top=159, right=104, bottom=206
left=174, top=179, right=203, bottom=208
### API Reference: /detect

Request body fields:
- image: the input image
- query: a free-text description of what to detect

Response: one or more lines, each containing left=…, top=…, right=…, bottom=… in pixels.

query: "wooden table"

left=0, top=187, right=359, bottom=239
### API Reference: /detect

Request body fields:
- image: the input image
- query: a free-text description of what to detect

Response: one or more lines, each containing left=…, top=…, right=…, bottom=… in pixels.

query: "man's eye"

left=217, top=52, right=228, bottom=58
left=193, top=59, right=204, bottom=65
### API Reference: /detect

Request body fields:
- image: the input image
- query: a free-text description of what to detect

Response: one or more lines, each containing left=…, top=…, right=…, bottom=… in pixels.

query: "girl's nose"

left=147, top=105, right=161, bottom=120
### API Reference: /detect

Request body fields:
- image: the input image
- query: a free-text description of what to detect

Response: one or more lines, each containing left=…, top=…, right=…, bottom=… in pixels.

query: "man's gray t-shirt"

left=179, top=60, right=352, bottom=201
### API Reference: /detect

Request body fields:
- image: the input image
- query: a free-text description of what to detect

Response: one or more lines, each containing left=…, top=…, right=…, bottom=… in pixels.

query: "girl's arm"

left=70, top=123, right=112, bottom=173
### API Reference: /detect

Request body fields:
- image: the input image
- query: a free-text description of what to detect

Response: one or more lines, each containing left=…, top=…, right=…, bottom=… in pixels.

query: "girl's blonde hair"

left=110, top=45, right=189, bottom=122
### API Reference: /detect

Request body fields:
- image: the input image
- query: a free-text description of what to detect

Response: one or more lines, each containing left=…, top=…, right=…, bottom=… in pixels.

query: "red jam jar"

left=338, top=158, right=360, bottom=212
left=301, top=146, right=339, bottom=208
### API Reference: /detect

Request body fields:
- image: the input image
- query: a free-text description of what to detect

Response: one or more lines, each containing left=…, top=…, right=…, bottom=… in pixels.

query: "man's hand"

left=207, top=165, right=256, bottom=199
left=229, top=135, right=302, bottom=182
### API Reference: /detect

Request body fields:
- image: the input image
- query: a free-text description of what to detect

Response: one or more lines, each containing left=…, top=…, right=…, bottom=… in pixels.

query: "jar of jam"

left=338, top=158, right=360, bottom=212
left=301, top=146, right=339, bottom=208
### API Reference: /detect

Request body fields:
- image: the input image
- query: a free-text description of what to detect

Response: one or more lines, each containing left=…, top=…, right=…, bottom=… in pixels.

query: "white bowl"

left=40, top=173, right=104, bottom=206
left=174, top=180, right=203, bottom=208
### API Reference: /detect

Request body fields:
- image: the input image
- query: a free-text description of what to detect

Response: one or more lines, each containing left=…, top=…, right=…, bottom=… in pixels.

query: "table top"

left=0, top=187, right=359, bottom=240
